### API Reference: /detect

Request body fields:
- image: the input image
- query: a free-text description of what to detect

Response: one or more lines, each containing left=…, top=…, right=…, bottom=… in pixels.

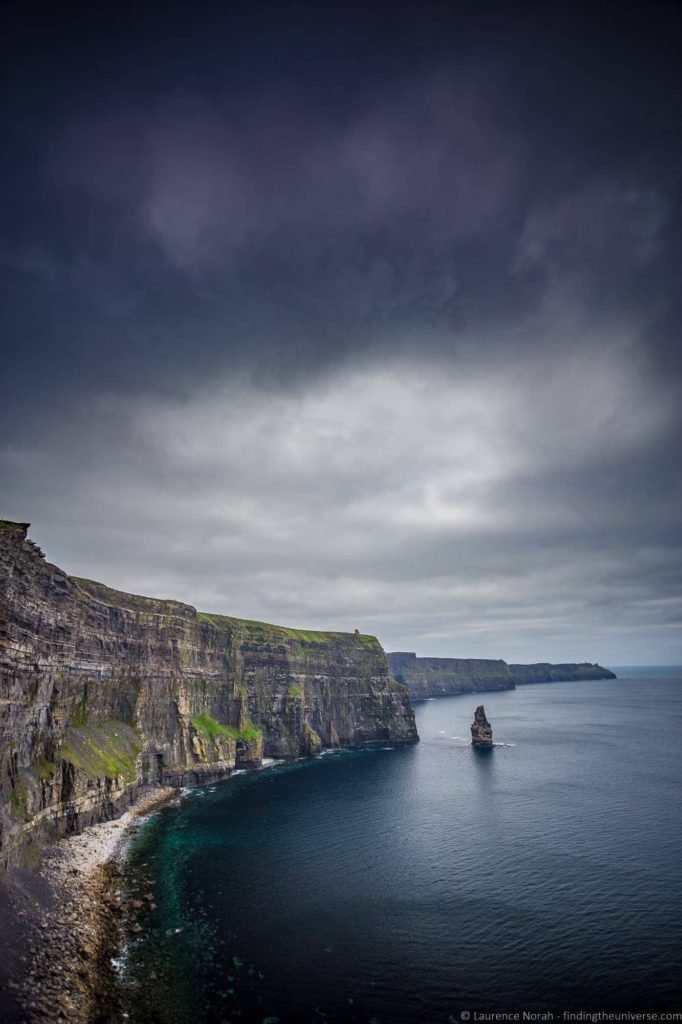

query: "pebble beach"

left=7, top=789, right=177, bottom=1024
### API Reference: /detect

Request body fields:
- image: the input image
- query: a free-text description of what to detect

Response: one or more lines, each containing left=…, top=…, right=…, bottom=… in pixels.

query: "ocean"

left=119, top=670, right=682, bottom=1023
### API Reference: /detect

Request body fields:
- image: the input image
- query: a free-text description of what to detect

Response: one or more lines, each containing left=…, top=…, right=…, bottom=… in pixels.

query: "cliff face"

left=388, top=652, right=616, bottom=700
left=509, top=663, right=617, bottom=684
left=387, top=652, right=515, bottom=699
left=0, top=522, right=417, bottom=870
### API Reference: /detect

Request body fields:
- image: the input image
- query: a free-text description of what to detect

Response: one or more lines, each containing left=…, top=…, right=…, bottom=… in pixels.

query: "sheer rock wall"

left=0, top=522, right=417, bottom=869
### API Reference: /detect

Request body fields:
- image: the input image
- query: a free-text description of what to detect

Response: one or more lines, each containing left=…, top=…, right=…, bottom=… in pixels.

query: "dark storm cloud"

left=1, top=1, right=680, bottom=662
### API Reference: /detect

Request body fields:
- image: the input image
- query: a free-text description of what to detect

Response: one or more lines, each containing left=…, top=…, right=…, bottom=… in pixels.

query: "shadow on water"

left=471, top=744, right=497, bottom=806
left=472, top=744, right=495, bottom=770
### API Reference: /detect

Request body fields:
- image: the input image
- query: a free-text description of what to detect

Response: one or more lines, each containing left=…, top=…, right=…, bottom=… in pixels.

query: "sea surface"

left=120, top=670, right=682, bottom=1023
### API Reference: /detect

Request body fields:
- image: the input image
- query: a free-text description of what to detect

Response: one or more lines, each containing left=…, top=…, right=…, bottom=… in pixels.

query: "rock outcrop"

left=470, top=706, right=493, bottom=748
left=0, top=521, right=417, bottom=870
left=388, top=652, right=615, bottom=700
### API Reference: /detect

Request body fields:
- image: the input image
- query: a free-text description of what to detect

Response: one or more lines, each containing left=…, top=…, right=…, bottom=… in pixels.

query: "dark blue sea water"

left=120, top=671, right=682, bottom=1023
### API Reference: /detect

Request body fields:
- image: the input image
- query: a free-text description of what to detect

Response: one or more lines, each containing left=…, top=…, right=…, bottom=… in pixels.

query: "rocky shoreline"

left=2, top=756, right=287, bottom=1024
left=3, top=788, right=178, bottom=1024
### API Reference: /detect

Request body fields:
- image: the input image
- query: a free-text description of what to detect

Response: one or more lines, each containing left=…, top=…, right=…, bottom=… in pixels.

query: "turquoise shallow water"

left=121, top=671, right=682, bottom=1023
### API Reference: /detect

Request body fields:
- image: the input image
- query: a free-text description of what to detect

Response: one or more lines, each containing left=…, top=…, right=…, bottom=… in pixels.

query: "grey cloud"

left=83, top=75, right=521, bottom=277
left=3, top=341, right=679, bottom=664
left=1, top=2, right=680, bottom=665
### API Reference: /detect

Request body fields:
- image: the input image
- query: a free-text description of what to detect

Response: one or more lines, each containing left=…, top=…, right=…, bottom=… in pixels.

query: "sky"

left=1, top=1, right=681, bottom=664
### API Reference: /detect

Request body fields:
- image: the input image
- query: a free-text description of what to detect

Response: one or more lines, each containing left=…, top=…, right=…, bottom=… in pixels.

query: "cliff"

left=0, top=522, right=417, bottom=870
left=387, top=652, right=515, bottom=699
left=388, top=652, right=615, bottom=700
left=509, top=662, right=616, bottom=684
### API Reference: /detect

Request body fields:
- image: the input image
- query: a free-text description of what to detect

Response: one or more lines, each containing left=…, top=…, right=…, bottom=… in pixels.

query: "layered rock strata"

left=0, top=521, right=417, bottom=870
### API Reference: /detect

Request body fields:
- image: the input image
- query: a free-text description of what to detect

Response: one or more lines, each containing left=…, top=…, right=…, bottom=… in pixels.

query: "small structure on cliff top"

left=471, top=705, right=493, bottom=748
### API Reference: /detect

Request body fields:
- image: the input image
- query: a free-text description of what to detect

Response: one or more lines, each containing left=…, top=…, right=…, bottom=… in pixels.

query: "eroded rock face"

left=0, top=521, right=417, bottom=869
left=470, top=706, right=493, bottom=747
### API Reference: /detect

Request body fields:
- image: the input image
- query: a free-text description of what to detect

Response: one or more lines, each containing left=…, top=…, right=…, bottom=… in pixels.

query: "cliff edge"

left=0, top=521, right=417, bottom=870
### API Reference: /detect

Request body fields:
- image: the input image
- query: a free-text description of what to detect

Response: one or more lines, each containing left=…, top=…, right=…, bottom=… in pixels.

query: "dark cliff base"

left=0, top=860, right=119, bottom=1024
left=0, top=866, right=54, bottom=1024
left=388, top=652, right=615, bottom=701
left=0, top=520, right=417, bottom=871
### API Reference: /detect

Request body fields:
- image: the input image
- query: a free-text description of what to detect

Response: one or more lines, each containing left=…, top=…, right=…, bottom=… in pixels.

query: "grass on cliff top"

left=61, top=719, right=142, bottom=781
left=0, top=519, right=29, bottom=532
left=197, top=612, right=381, bottom=649
left=191, top=714, right=261, bottom=743
left=70, top=574, right=381, bottom=653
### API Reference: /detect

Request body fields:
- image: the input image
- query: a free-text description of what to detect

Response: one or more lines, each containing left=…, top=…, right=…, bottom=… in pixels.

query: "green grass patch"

left=9, top=781, right=29, bottom=822
left=61, top=720, right=142, bottom=781
left=287, top=684, right=303, bottom=698
left=72, top=693, right=89, bottom=727
left=197, top=611, right=381, bottom=650
left=0, top=520, right=29, bottom=532
left=34, top=755, right=57, bottom=780
left=190, top=714, right=234, bottom=739
left=191, top=713, right=262, bottom=743
left=239, top=721, right=262, bottom=742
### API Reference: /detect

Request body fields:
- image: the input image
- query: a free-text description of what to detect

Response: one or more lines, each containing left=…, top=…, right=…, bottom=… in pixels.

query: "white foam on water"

left=111, top=949, right=130, bottom=974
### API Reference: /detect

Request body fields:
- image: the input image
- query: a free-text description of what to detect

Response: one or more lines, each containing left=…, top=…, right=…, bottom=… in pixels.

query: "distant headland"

left=387, top=652, right=616, bottom=701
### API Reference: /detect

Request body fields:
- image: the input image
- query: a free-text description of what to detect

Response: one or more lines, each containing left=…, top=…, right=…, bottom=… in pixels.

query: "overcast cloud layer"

left=1, top=1, right=681, bottom=663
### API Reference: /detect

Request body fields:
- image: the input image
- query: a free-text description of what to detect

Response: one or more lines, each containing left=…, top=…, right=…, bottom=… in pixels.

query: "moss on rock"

left=61, top=720, right=142, bottom=782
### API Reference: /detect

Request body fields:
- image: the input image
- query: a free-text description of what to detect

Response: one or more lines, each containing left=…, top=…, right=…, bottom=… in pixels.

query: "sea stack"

left=471, top=705, right=493, bottom=747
